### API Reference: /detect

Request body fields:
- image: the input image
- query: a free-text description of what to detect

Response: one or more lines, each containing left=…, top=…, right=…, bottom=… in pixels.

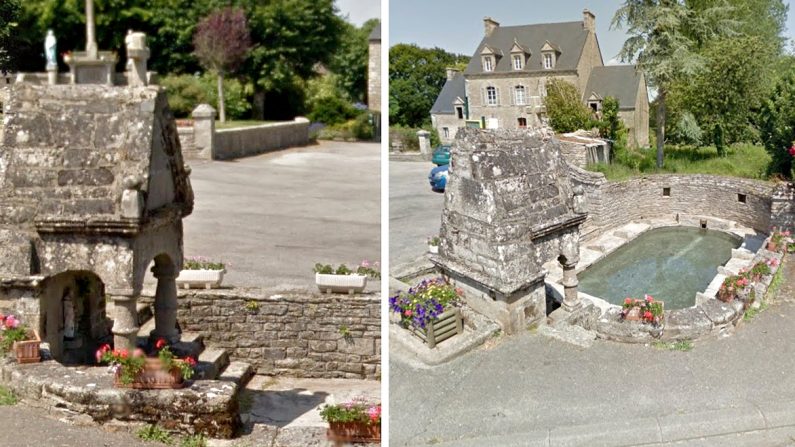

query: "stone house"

left=431, top=10, right=650, bottom=148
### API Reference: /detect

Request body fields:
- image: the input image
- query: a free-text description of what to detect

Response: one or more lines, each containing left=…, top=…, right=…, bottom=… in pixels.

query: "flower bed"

left=719, top=259, right=778, bottom=304
left=321, top=398, right=381, bottom=444
left=389, top=278, right=463, bottom=348
left=767, top=229, right=793, bottom=253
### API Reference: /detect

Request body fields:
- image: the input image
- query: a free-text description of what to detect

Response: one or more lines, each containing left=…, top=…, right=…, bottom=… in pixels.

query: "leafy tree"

left=612, top=0, right=736, bottom=167
left=0, top=0, right=20, bottom=72
left=194, top=7, right=251, bottom=123
left=672, top=111, right=704, bottom=146
left=389, top=43, right=468, bottom=127
left=760, top=72, right=795, bottom=177
left=544, top=79, right=593, bottom=133
left=330, top=18, right=379, bottom=104
left=598, top=96, right=625, bottom=141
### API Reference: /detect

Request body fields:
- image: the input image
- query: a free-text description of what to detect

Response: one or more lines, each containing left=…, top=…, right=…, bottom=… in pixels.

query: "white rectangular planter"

left=315, top=273, right=368, bottom=294
left=428, top=245, right=439, bottom=254
left=176, top=269, right=225, bottom=289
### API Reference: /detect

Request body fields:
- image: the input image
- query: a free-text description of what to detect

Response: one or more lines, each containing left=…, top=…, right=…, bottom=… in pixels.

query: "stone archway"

left=40, top=271, right=110, bottom=364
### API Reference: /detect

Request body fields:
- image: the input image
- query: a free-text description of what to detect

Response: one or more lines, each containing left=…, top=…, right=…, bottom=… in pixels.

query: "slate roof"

left=368, top=22, right=381, bottom=42
left=584, top=65, right=643, bottom=110
left=464, top=21, right=589, bottom=75
left=430, top=73, right=465, bottom=114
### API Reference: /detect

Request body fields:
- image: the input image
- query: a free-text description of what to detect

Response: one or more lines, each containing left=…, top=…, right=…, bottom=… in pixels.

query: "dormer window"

left=512, top=54, right=523, bottom=70
left=543, top=53, right=554, bottom=69
left=483, top=56, right=494, bottom=72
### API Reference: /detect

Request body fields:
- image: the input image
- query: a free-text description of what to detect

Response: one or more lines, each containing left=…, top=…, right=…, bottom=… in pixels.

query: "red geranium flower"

left=185, top=356, right=197, bottom=367
left=155, top=338, right=167, bottom=350
left=643, top=311, right=653, bottom=320
left=788, top=146, right=795, bottom=156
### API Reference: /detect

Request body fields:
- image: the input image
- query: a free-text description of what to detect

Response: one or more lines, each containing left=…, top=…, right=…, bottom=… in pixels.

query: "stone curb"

left=412, top=400, right=795, bottom=446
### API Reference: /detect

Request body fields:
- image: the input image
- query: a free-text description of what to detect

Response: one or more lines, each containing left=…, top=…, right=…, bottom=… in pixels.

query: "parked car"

left=431, top=145, right=451, bottom=166
left=429, top=164, right=449, bottom=192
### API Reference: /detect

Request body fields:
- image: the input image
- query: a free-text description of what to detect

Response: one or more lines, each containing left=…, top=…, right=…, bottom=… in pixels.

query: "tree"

left=760, top=72, right=795, bottom=178
left=543, top=79, right=593, bottom=133
left=597, top=96, right=625, bottom=141
left=330, top=18, right=379, bottom=104
left=389, top=43, right=468, bottom=127
left=612, top=0, right=736, bottom=167
left=0, top=0, right=20, bottom=72
left=194, top=7, right=251, bottom=123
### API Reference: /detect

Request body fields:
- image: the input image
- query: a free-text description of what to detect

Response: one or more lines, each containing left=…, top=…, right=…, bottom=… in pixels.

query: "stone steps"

left=219, top=361, right=255, bottom=386
left=195, top=348, right=230, bottom=380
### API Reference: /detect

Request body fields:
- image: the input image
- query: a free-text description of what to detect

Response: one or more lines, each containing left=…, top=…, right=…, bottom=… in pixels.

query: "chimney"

left=583, top=9, right=595, bottom=32
left=484, top=17, right=500, bottom=37
left=445, top=67, right=460, bottom=81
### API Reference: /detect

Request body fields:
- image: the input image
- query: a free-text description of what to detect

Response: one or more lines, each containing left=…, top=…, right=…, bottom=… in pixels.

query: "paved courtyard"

left=184, top=140, right=380, bottom=289
left=390, top=254, right=795, bottom=446
left=389, top=160, right=444, bottom=267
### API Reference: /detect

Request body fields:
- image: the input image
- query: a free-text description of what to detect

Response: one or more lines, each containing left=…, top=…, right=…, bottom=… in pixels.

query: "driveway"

left=389, top=161, right=445, bottom=268
left=183, top=140, right=380, bottom=289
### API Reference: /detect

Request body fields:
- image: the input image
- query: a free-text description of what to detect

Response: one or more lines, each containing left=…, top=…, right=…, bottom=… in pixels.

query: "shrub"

left=597, top=96, right=625, bottom=142
left=672, top=112, right=704, bottom=147
left=760, top=72, right=795, bottom=178
left=308, top=95, right=358, bottom=125
left=544, top=78, right=594, bottom=133
left=352, top=113, right=374, bottom=140
left=160, top=73, right=250, bottom=119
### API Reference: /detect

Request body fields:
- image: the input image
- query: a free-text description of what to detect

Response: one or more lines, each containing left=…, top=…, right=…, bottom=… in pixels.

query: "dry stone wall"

left=169, top=289, right=380, bottom=379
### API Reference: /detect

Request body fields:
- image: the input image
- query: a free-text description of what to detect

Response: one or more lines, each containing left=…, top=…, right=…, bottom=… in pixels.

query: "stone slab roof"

left=430, top=73, right=465, bottom=114
left=0, top=84, right=193, bottom=235
left=584, top=65, right=642, bottom=110
left=464, top=21, right=588, bottom=75
left=369, top=22, right=381, bottom=42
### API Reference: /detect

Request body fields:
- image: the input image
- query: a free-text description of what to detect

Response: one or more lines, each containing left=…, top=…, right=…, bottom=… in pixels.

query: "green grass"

left=588, top=144, right=771, bottom=182
left=744, top=300, right=769, bottom=321
left=768, top=260, right=786, bottom=298
left=0, top=386, right=17, bottom=406
left=136, top=425, right=173, bottom=444
left=215, top=120, right=274, bottom=129
left=652, top=340, right=694, bottom=351
left=179, top=435, right=207, bottom=447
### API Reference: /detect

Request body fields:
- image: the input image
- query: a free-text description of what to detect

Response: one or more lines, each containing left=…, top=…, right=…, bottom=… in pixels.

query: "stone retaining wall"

left=169, top=289, right=381, bottom=379
left=214, top=119, right=310, bottom=160
left=572, top=171, right=782, bottom=240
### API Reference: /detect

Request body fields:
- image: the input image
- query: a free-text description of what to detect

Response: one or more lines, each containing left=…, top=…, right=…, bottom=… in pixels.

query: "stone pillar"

left=85, top=0, right=98, bottom=58
left=109, top=292, right=139, bottom=350
left=192, top=104, right=216, bottom=160
left=125, top=32, right=149, bottom=86
left=47, top=66, right=58, bottom=85
left=417, top=130, right=431, bottom=156
left=561, top=262, right=581, bottom=312
left=151, top=263, right=180, bottom=344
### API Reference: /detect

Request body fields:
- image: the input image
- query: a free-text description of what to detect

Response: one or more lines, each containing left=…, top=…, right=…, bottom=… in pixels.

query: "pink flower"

left=788, top=146, right=795, bottom=156
left=361, top=260, right=370, bottom=268
left=404, top=310, right=413, bottom=317
left=5, top=316, right=19, bottom=329
left=367, top=405, right=381, bottom=422
left=644, top=294, right=654, bottom=303
left=133, top=348, right=146, bottom=358
left=95, top=349, right=104, bottom=364
left=624, top=298, right=632, bottom=305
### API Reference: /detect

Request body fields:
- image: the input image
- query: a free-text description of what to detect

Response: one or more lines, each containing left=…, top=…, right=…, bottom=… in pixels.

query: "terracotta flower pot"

left=114, top=358, right=185, bottom=389
left=767, top=242, right=778, bottom=252
left=624, top=306, right=642, bottom=321
left=327, top=421, right=381, bottom=443
left=12, top=330, right=41, bottom=364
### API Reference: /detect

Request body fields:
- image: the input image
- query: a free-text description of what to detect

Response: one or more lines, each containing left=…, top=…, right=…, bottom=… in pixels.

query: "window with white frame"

left=512, top=54, right=523, bottom=70
left=514, top=85, right=526, bottom=105
left=543, top=53, right=553, bottom=69
left=483, top=56, right=494, bottom=72
left=486, top=86, right=498, bottom=105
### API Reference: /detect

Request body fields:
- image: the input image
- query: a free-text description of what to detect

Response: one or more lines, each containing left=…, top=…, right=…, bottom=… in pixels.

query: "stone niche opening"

left=41, top=271, right=111, bottom=365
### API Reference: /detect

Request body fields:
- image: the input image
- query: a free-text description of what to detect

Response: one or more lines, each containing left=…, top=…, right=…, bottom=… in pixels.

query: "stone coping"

left=143, top=287, right=379, bottom=302
left=0, top=358, right=240, bottom=437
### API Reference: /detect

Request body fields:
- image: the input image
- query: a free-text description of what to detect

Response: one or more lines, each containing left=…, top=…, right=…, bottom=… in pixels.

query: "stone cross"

left=85, top=0, right=97, bottom=58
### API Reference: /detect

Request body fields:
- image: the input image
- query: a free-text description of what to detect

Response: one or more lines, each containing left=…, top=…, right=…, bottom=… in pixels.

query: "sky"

left=390, top=0, right=795, bottom=62
left=336, top=0, right=381, bottom=26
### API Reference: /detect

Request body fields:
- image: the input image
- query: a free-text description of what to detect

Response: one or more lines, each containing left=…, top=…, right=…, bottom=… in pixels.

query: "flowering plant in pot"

left=621, top=295, right=664, bottom=325
left=768, top=230, right=792, bottom=253
left=177, top=257, right=227, bottom=289
left=96, top=338, right=196, bottom=388
left=0, top=313, right=40, bottom=363
left=718, top=274, right=750, bottom=303
left=427, top=236, right=440, bottom=254
left=389, top=278, right=464, bottom=348
left=320, top=397, right=381, bottom=443
left=314, top=260, right=380, bottom=294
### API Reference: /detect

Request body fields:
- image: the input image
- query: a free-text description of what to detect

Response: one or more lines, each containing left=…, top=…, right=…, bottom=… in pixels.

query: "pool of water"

left=578, top=227, right=742, bottom=310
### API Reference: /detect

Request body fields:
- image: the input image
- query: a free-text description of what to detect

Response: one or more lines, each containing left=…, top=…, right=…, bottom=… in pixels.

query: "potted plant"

left=389, top=278, right=463, bottom=348
left=427, top=236, right=440, bottom=254
left=97, top=338, right=196, bottom=389
left=620, top=295, right=664, bottom=326
left=748, top=262, right=772, bottom=282
left=0, top=314, right=40, bottom=364
left=718, top=274, right=750, bottom=303
left=767, top=229, right=792, bottom=253
left=176, top=257, right=226, bottom=289
left=314, top=261, right=380, bottom=294
left=320, top=398, right=381, bottom=443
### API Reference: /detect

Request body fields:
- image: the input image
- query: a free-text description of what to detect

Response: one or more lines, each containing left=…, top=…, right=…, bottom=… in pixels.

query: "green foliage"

left=319, top=400, right=381, bottom=424
left=0, top=386, right=16, bottom=406
left=713, top=123, right=726, bottom=157
left=589, top=144, right=771, bottom=181
left=160, top=73, right=250, bottom=119
left=308, top=95, right=357, bottom=125
left=597, top=97, right=625, bottom=141
left=330, top=19, right=380, bottom=103
left=760, top=71, right=795, bottom=178
left=544, top=79, right=594, bottom=133
left=183, top=257, right=225, bottom=271
left=672, top=112, right=703, bottom=147
left=652, top=340, right=694, bottom=351
left=313, top=261, right=379, bottom=278
left=0, top=0, right=20, bottom=71
left=389, top=44, right=469, bottom=127
left=179, top=435, right=207, bottom=447
left=137, top=424, right=173, bottom=444
left=316, top=114, right=374, bottom=141
left=244, top=300, right=260, bottom=313
left=0, top=327, right=27, bottom=354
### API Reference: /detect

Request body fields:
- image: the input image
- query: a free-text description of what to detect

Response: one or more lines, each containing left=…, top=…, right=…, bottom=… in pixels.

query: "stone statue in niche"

left=45, top=30, right=57, bottom=69
left=62, top=289, right=75, bottom=340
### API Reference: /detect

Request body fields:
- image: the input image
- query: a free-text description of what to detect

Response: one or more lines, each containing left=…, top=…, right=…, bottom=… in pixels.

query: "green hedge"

left=160, top=73, right=251, bottom=119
